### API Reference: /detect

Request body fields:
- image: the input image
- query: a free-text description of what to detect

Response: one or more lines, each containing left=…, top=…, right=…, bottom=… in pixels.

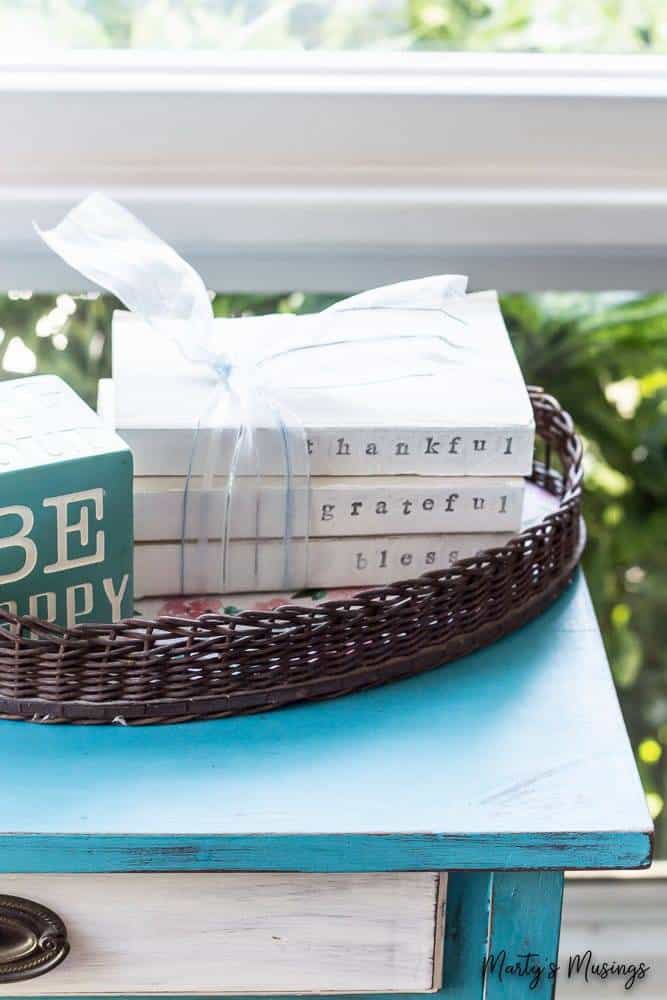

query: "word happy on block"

left=0, top=489, right=129, bottom=629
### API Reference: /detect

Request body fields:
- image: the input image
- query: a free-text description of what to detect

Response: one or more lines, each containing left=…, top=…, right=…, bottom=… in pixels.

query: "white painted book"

left=134, top=482, right=554, bottom=598
left=133, top=474, right=524, bottom=541
left=105, top=288, right=534, bottom=478
left=134, top=532, right=514, bottom=597
left=134, top=484, right=556, bottom=605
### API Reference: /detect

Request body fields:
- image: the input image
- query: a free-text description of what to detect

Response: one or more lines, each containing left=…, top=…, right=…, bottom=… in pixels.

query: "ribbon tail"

left=328, top=274, right=468, bottom=312
left=36, top=193, right=215, bottom=364
left=253, top=386, right=311, bottom=592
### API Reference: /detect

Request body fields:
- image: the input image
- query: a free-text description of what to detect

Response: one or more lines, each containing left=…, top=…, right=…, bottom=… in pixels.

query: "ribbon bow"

left=38, top=194, right=469, bottom=594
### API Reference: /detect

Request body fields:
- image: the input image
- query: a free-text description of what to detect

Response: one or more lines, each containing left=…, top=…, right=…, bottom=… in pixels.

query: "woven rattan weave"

left=0, top=387, right=584, bottom=725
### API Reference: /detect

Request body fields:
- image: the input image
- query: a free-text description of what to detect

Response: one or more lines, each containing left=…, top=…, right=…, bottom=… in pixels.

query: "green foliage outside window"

left=0, top=288, right=665, bottom=850
left=0, top=1, right=664, bottom=53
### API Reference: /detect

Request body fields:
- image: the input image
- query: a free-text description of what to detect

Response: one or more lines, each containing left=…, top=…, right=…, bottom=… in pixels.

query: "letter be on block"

left=0, top=376, right=133, bottom=628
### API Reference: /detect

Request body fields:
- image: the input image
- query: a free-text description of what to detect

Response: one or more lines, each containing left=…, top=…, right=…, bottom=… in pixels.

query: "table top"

left=0, top=572, right=652, bottom=873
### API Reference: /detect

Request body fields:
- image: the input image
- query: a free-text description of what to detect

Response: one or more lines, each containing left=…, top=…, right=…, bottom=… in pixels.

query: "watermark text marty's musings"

left=483, top=949, right=650, bottom=991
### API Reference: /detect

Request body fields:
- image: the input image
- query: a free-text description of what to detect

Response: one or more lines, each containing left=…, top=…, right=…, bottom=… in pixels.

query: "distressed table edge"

left=0, top=829, right=653, bottom=873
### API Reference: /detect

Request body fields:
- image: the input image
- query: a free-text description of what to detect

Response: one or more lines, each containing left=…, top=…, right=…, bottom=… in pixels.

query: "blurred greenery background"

left=0, top=0, right=665, bottom=52
left=0, top=289, right=665, bottom=852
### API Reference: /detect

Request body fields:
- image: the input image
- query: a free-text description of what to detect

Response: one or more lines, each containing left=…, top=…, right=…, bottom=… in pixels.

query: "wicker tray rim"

left=0, top=386, right=585, bottom=725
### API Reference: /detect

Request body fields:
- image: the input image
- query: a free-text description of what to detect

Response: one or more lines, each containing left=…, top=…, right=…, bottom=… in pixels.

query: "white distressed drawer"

left=0, top=872, right=446, bottom=996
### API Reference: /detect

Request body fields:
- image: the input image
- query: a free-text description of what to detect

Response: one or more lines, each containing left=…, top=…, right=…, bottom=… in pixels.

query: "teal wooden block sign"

left=0, top=375, right=133, bottom=627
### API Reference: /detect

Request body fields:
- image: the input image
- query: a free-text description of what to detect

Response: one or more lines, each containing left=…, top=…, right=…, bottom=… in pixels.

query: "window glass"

left=0, top=1, right=664, bottom=53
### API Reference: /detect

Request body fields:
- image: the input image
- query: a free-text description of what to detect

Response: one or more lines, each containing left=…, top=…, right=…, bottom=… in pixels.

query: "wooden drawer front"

left=0, top=872, right=445, bottom=996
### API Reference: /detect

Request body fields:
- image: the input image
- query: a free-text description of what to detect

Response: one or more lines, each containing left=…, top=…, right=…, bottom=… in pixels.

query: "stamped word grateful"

left=315, top=481, right=520, bottom=535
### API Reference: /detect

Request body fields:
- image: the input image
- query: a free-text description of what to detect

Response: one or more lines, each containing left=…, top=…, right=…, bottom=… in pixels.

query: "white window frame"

left=1, top=51, right=667, bottom=292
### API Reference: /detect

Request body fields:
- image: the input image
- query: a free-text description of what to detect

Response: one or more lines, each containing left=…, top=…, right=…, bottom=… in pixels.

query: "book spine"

left=134, top=533, right=514, bottom=598
left=122, top=424, right=535, bottom=478
left=134, top=477, right=524, bottom=541
left=305, top=425, right=534, bottom=477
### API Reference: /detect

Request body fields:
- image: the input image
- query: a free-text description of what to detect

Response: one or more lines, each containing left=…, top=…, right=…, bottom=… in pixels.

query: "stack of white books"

left=99, top=288, right=535, bottom=597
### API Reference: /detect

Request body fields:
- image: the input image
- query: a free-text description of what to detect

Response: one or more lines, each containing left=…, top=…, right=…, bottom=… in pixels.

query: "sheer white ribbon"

left=37, top=194, right=470, bottom=593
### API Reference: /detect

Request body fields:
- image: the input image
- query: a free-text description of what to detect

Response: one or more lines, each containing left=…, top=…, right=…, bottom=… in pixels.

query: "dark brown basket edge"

left=0, top=386, right=586, bottom=725
left=0, top=522, right=584, bottom=725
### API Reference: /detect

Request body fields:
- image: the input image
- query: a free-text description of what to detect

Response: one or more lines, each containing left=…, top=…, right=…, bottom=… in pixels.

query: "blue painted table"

left=0, top=573, right=652, bottom=998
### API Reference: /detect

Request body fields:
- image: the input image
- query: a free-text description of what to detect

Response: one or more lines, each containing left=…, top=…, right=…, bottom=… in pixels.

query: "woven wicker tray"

left=0, top=387, right=584, bottom=725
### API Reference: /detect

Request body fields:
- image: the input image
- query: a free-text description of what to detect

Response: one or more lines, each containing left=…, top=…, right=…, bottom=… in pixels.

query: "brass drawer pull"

left=0, top=895, right=69, bottom=983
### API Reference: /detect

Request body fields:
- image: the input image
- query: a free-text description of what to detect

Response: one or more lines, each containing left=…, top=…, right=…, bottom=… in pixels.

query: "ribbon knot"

left=211, top=356, right=235, bottom=383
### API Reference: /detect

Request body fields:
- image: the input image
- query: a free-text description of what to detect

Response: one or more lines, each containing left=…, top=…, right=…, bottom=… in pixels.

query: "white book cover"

left=134, top=486, right=560, bottom=615
left=108, top=287, right=534, bottom=477
left=133, top=474, right=525, bottom=541
left=134, top=532, right=515, bottom=598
